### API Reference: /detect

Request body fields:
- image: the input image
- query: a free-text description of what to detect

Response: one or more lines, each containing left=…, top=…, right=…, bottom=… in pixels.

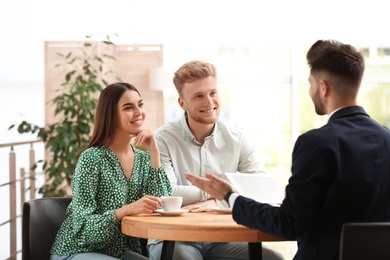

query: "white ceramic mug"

left=161, top=196, right=183, bottom=211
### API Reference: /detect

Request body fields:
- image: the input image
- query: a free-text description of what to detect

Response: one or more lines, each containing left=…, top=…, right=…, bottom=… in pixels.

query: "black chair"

left=22, top=197, right=149, bottom=260
left=22, top=197, right=72, bottom=260
left=339, top=222, right=390, bottom=260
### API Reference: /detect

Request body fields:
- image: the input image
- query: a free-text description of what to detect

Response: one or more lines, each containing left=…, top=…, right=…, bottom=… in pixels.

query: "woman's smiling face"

left=115, top=89, right=145, bottom=135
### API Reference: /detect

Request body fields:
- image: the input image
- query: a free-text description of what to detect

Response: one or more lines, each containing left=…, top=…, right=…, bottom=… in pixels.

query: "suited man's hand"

left=184, top=172, right=233, bottom=201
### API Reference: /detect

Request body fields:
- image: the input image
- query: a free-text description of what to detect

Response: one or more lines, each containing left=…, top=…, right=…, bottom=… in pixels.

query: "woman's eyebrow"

left=121, top=99, right=143, bottom=107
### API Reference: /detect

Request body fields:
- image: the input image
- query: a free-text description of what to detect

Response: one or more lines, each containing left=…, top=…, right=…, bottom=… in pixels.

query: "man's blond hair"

left=173, top=60, right=217, bottom=96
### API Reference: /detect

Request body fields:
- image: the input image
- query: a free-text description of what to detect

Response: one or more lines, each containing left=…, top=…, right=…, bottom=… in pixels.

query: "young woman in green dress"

left=50, top=82, right=172, bottom=260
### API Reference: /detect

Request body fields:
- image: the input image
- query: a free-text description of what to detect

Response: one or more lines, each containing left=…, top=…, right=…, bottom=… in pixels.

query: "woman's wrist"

left=114, top=208, right=123, bottom=221
left=145, top=147, right=159, bottom=167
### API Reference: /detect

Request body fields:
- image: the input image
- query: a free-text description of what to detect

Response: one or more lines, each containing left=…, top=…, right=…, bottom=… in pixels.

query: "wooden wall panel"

left=113, top=44, right=164, bottom=130
left=45, top=41, right=164, bottom=132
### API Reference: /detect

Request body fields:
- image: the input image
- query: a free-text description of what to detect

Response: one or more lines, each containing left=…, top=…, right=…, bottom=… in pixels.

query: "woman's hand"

left=130, top=129, right=160, bottom=167
left=130, top=129, right=158, bottom=153
left=115, top=195, right=163, bottom=221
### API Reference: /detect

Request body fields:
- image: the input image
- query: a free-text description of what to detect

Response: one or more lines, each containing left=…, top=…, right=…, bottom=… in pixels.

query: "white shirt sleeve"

left=156, top=128, right=206, bottom=205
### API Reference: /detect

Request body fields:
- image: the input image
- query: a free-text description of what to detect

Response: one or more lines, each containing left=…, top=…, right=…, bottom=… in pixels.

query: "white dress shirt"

left=155, top=112, right=266, bottom=206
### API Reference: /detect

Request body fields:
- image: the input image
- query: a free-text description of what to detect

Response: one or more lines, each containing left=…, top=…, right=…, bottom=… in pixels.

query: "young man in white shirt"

left=147, top=60, right=284, bottom=260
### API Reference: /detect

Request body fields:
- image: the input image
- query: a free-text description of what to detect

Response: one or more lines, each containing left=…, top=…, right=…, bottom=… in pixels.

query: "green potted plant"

left=9, top=35, right=118, bottom=197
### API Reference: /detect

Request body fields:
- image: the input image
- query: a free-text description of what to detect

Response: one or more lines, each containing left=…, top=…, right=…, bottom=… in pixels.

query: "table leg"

left=161, top=240, right=175, bottom=260
left=248, top=242, right=262, bottom=260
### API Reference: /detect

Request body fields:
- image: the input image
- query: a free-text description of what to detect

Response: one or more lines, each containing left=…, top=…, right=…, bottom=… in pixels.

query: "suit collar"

left=328, top=106, right=369, bottom=121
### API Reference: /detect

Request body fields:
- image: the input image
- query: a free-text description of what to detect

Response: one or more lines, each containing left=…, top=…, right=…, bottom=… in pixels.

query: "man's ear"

left=178, top=96, right=187, bottom=111
left=319, top=80, right=331, bottom=98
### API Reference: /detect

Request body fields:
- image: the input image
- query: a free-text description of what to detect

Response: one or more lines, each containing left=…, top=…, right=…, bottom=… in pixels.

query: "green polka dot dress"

left=50, top=145, right=172, bottom=259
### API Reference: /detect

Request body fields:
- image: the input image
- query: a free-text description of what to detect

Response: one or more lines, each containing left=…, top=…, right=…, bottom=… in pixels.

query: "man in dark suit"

left=185, top=39, right=390, bottom=260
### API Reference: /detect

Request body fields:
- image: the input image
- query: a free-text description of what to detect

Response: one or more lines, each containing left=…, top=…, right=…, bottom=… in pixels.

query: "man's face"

left=178, top=76, right=220, bottom=125
left=309, top=74, right=326, bottom=115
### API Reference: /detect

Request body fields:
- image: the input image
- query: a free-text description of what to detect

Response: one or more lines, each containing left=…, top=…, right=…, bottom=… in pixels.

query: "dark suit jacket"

left=233, top=106, right=390, bottom=259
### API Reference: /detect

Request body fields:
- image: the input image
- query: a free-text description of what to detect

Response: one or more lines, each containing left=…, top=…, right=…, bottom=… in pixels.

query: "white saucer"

left=155, top=209, right=189, bottom=216
left=210, top=207, right=232, bottom=214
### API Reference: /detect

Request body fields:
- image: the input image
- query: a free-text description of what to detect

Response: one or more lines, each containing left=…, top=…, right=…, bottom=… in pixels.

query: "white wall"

left=1, top=0, right=389, bottom=143
left=1, top=0, right=389, bottom=258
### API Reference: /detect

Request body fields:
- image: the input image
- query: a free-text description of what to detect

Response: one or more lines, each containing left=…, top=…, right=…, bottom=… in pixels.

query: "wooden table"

left=121, top=211, right=285, bottom=260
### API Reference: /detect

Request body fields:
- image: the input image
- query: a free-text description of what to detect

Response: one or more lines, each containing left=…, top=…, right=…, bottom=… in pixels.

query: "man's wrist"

left=223, top=190, right=234, bottom=206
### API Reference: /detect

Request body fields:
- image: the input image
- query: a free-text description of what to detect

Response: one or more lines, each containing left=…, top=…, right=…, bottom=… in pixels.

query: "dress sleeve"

left=70, top=150, right=121, bottom=246
left=144, top=167, right=172, bottom=197
left=138, top=149, right=172, bottom=197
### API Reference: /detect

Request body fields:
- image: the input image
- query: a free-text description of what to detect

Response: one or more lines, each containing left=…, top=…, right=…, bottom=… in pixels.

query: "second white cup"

left=161, top=196, right=183, bottom=211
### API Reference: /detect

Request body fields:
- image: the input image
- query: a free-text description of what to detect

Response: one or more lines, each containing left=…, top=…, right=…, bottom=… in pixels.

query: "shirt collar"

left=181, top=112, right=217, bottom=143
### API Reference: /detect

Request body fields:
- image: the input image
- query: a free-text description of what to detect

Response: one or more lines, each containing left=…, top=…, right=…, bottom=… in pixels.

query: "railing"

left=0, top=140, right=44, bottom=260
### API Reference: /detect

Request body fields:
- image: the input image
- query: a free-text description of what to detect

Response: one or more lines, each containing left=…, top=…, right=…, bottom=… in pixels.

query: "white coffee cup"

left=161, top=196, right=183, bottom=211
